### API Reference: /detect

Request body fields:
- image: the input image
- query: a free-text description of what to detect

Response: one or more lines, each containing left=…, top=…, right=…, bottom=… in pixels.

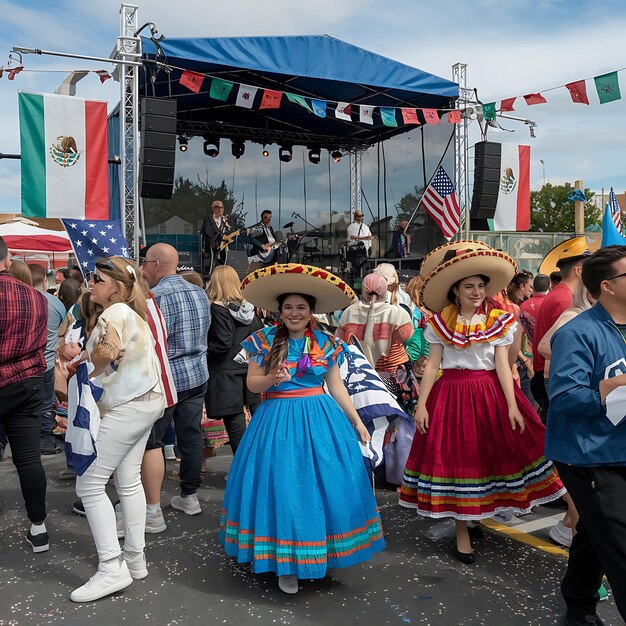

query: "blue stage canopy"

left=141, top=34, right=458, bottom=149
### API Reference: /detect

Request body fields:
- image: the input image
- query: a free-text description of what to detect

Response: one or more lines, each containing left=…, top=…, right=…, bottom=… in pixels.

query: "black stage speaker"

left=139, top=97, right=177, bottom=199
left=470, top=141, right=501, bottom=228
left=226, top=250, right=250, bottom=280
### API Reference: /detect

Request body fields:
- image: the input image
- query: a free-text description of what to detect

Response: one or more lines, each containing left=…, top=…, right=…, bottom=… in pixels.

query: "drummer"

left=347, top=211, right=372, bottom=254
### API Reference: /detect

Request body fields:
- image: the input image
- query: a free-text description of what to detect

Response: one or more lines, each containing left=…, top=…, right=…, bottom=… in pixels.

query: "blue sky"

left=1, top=0, right=625, bottom=222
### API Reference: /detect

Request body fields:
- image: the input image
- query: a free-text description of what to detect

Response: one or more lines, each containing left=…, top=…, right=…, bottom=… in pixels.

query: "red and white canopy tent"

left=0, top=221, right=72, bottom=268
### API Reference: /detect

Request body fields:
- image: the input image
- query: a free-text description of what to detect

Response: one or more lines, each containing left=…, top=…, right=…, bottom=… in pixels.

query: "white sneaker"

left=124, top=550, right=148, bottom=580
left=164, top=445, right=176, bottom=460
left=278, top=575, right=299, bottom=595
left=492, top=510, right=516, bottom=524
left=70, top=556, right=133, bottom=602
left=171, top=494, right=202, bottom=516
left=549, top=520, right=573, bottom=548
left=145, top=508, right=167, bottom=533
left=116, top=504, right=167, bottom=538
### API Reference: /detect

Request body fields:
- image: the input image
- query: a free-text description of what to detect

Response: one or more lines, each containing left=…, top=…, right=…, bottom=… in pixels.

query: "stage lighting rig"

left=231, top=139, right=245, bottom=159
left=279, top=145, right=293, bottom=163
left=203, top=135, right=220, bottom=158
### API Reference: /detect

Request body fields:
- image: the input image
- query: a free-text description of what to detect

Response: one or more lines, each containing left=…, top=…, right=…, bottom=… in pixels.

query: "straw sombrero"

left=419, top=240, right=495, bottom=279
left=420, top=248, right=517, bottom=313
left=240, top=263, right=355, bottom=313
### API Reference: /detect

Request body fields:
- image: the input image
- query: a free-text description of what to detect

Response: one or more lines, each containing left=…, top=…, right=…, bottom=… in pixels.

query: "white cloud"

left=1, top=0, right=625, bottom=220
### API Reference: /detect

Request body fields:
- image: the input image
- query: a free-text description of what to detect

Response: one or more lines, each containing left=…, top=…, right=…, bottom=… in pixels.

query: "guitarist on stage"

left=247, top=210, right=278, bottom=271
left=202, top=200, right=231, bottom=268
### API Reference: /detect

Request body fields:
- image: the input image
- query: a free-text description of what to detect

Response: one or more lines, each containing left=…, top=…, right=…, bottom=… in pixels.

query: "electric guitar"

left=256, top=240, right=284, bottom=263
left=219, top=229, right=241, bottom=251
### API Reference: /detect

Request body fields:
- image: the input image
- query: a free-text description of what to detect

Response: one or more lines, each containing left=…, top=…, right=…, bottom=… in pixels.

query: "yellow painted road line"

left=510, top=513, right=564, bottom=534
left=481, top=518, right=570, bottom=559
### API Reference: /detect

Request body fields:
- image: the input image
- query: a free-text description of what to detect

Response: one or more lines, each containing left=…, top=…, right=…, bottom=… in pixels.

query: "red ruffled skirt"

left=399, top=369, right=565, bottom=520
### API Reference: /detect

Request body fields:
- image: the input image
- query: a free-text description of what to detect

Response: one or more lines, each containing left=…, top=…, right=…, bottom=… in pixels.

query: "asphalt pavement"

left=0, top=447, right=623, bottom=626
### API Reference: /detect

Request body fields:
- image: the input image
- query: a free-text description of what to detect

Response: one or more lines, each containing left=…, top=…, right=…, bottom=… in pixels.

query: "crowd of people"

left=1, top=230, right=625, bottom=626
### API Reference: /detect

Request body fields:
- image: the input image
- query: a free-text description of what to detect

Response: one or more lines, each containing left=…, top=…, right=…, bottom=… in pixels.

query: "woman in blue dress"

left=220, top=264, right=385, bottom=595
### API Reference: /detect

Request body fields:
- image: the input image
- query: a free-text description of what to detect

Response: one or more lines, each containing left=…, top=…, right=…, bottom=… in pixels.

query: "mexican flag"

left=19, top=91, right=109, bottom=219
left=492, top=144, right=530, bottom=231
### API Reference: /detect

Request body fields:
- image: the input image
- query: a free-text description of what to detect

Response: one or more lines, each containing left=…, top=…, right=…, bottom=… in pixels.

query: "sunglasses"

left=607, top=271, right=626, bottom=281
left=139, top=258, right=158, bottom=266
left=92, top=272, right=105, bottom=284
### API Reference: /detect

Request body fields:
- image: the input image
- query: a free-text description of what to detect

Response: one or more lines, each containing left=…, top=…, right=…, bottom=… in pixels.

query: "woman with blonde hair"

left=205, top=265, right=262, bottom=455
left=70, top=257, right=165, bottom=603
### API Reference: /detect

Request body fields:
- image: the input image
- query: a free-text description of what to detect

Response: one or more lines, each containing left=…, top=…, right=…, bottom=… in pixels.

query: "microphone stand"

left=290, top=212, right=323, bottom=263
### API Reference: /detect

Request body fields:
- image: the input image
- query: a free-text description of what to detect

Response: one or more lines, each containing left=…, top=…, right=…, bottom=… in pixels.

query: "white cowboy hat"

left=240, top=263, right=355, bottom=313
left=420, top=248, right=517, bottom=313
left=419, top=240, right=495, bottom=279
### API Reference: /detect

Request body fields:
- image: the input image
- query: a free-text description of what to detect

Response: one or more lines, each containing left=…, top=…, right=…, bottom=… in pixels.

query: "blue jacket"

left=546, top=301, right=626, bottom=466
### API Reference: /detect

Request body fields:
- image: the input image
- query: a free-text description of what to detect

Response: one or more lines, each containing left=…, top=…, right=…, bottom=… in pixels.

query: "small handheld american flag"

left=609, top=188, right=622, bottom=232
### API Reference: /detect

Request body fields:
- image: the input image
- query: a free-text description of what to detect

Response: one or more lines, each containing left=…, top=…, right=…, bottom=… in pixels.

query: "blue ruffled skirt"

left=219, top=393, right=385, bottom=579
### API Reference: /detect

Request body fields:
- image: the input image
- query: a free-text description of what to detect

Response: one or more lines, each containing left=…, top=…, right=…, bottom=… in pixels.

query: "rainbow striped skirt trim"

left=220, top=510, right=384, bottom=574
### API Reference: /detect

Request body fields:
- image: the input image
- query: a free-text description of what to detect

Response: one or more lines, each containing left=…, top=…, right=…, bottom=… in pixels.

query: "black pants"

left=147, top=382, right=207, bottom=496
left=530, top=371, right=549, bottom=422
left=555, top=462, right=626, bottom=621
left=0, top=375, right=47, bottom=522
left=220, top=394, right=260, bottom=455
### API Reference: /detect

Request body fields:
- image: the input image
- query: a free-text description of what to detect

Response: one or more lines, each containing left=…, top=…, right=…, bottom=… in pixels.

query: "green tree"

left=530, top=183, right=600, bottom=232
left=395, top=185, right=426, bottom=228
left=143, top=173, right=245, bottom=231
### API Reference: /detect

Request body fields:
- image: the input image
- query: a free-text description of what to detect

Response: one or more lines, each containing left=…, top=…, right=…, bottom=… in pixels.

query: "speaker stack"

left=139, top=97, right=177, bottom=199
left=226, top=251, right=250, bottom=280
left=470, top=141, right=501, bottom=230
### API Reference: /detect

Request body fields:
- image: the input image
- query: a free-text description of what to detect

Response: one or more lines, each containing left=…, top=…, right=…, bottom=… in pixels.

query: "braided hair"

left=265, top=293, right=317, bottom=373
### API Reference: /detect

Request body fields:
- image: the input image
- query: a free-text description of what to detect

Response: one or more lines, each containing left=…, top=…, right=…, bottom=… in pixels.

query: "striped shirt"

left=151, top=274, right=210, bottom=392
left=0, top=271, right=48, bottom=387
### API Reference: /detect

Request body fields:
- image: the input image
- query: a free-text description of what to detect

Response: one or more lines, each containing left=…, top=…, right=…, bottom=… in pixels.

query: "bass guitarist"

left=247, top=210, right=278, bottom=271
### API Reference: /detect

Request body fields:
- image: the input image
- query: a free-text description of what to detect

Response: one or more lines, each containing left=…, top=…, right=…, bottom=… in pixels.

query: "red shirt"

left=519, top=293, right=548, bottom=345
left=0, top=271, right=48, bottom=388
left=532, top=284, right=573, bottom=372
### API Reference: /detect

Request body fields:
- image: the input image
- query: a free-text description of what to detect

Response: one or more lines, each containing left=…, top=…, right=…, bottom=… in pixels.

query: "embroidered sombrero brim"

left=420, top=249, right=517, bottom=313
left=241, top=263, right=355, bottom=313
left=419, top=240, right=495, bottom=279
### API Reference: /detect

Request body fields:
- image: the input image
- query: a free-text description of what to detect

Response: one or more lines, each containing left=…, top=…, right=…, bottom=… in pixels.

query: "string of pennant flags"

left=0, top=66, right=112, bottom=82
left=4, top=57, right=624, bottom=129
left=481, top=68, right=626, bottom=120
left=177, top=68, right=461, bottom=127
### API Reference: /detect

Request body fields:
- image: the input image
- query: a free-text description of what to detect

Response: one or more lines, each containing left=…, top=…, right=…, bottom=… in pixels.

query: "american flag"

left=609, top=187, right=622, bottom=232
left=421, top=166, right=461, bottom=240
left=61, top=219, right=129, bottom=275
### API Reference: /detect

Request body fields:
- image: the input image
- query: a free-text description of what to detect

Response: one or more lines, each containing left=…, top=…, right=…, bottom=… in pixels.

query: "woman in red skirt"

left=399, top=247, right=565, bottom=563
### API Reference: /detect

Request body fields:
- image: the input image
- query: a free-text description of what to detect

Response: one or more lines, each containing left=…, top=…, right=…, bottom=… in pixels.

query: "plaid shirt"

left=152, top=274, right=210, bottom=392
left=0, top=271, right=48, bottom=388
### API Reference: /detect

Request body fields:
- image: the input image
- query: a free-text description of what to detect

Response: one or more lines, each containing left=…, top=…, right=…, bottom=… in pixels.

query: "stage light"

left=262, top=145, right=270, bottom=158
left=203, top=135, right=220, bottom=158
left=308, top=148, right=321, bottom=165
left=178, top=136, right=188, bottom=152
left=279, top=145, right=293, bottom=163
left=331, top=150, right=342, bottom=163
left=231, top=139, right=245, bottom=159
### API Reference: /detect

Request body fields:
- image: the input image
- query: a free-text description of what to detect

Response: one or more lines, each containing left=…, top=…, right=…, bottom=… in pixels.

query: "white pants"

left=76, top=390, right=165, bottom=562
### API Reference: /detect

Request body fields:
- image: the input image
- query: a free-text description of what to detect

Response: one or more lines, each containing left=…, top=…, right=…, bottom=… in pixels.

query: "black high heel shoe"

left=454, top=547, right=476, bottom=564
left=467, top=523, right=485, bottom=539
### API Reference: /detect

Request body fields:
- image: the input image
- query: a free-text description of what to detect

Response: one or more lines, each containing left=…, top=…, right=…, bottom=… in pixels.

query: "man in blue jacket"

left=547, top=245, right=626, bottom=626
